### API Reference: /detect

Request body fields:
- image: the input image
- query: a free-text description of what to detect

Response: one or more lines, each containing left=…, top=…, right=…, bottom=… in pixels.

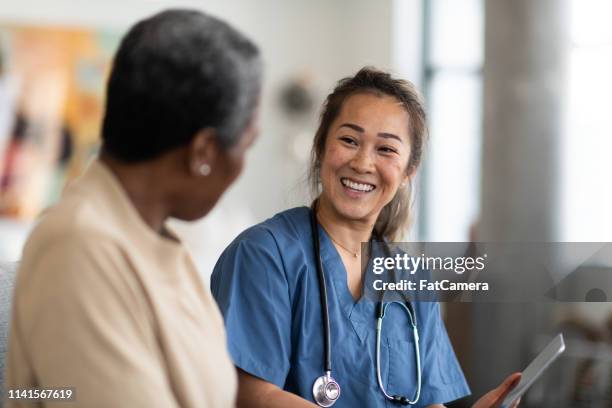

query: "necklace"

left=324, top=230, right=360, bottom=258
left=313, top=200, right=361, bottom=258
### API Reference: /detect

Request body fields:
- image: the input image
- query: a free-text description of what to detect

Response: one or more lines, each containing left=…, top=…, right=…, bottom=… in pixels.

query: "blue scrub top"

left=211, top=207, right=470, bottom=407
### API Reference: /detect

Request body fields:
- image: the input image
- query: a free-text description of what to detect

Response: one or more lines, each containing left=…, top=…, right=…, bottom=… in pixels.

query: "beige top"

left=5, top=160, right=237, bottom=408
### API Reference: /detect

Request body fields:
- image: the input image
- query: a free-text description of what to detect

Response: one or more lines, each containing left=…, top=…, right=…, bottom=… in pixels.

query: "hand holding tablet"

left=500, top=333, right=566, bottom=408
left=472, top=372, right=522, bottom=408
left=471, top=333, right=565, bottom=408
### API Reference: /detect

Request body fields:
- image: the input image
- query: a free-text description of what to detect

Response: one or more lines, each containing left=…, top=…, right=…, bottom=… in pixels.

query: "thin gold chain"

left=322, top=227, right=360, bottom=258
left=313, top=199, right=361, bottom=258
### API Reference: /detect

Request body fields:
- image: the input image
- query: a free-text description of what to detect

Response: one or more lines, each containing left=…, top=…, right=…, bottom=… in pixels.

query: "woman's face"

left=319, top=92, right=412, bottom=224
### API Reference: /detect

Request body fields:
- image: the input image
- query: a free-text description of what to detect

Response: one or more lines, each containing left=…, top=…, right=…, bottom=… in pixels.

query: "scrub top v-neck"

left=211, top=207, right=470, bottom=407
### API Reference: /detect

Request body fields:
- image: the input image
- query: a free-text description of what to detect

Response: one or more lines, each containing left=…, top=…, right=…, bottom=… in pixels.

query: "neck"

left=315, top=195, right=376, bottom=254
left=100, top=152, right=172, bottom=234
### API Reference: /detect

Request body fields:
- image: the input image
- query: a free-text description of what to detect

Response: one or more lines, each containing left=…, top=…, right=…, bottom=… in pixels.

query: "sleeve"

left=211, top=227, right=292, bottom=388
left=416, top=302, right=471, bottom=406
left=6, top=236, right=180, bottom=408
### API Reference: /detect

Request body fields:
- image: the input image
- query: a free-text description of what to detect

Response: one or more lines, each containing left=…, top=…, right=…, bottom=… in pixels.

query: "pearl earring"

left=199, top=163, right=211, bottom=176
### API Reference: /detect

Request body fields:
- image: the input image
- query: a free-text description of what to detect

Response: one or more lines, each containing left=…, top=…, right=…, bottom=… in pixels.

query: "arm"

left=212, top=230, right=297, bottom=399
left=7, top=237, right=179, bottom=407
left=425, top=372, right=521, bottom=408
left=236, top=372, right=521, bottom=408
left=236, top=369, right=316, bottom=408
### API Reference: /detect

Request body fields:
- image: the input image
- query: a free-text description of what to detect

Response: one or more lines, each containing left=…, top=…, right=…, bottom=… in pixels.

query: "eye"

left=378, top=145, right=399, bottom=155
left=339, top=136, right=358, bottom=146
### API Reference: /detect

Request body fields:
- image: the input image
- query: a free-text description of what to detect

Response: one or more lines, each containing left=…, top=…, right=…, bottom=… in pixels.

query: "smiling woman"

left=210, top=67, right=520, bottom=408
left=317, top=93, right=412, bottom=231
left=309, top=68, right=427, bottom=243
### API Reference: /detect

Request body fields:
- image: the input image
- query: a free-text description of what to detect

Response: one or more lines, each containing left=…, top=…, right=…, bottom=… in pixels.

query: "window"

left=561, top=0, right=612, bottom=241
left=421, top=0, right=484, bottom=241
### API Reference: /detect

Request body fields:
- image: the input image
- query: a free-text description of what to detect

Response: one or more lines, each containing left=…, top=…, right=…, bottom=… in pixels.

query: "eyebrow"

left=338, top=123, right=403, bottom=143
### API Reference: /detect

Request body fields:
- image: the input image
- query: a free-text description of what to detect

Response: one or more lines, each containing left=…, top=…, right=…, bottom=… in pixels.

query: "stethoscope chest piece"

left=313, top=371, right=340, bottom=407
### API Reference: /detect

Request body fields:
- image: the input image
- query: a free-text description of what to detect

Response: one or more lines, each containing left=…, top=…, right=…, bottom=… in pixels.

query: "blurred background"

left=0, top=0, right=610, bottom=406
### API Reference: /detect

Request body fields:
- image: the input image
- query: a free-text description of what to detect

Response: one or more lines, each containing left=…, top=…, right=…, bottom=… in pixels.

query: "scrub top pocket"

left=385, top=338, right=419, bottom=403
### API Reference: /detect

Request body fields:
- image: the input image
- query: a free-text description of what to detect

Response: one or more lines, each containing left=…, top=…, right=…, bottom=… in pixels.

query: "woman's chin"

left=333, top=203, right=376, bottom=223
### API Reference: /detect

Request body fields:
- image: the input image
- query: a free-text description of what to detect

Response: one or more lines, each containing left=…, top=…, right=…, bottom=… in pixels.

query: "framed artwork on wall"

left=0, top=23, right=119, bottom=219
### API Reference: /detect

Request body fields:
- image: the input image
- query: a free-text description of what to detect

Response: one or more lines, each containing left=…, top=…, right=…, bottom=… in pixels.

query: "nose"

left=349, top=147, right=374, bottom=174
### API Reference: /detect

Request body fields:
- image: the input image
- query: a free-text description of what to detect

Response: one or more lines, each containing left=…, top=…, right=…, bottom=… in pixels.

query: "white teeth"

left=341, top=178, right=375, bottom=192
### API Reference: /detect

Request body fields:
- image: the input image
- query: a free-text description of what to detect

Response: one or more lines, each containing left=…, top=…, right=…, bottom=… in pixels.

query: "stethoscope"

left=310, top=207, right=422, bottom=407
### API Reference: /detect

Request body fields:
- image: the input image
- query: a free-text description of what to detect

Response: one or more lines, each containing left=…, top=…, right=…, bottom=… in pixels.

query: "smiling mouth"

left=341, top=177, right=376, bottom=192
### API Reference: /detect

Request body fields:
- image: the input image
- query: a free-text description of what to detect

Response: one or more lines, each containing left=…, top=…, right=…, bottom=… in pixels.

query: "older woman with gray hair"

left=6, top=9, right=261, bottom=407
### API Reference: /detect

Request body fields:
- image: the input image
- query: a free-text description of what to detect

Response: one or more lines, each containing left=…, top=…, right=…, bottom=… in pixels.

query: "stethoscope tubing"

left=375, top=302, right=422, bottom=405
left=310, top=205, right=421, bottom=406
left=310, top=206, right=332, bottom=373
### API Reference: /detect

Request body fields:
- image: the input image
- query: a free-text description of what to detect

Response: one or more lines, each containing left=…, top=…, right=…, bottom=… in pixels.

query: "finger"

left=505, top=373, right=522, bottom=389
left=492, top=373, right=522, bottom=406
left=510, top=396, right=522, bottom=408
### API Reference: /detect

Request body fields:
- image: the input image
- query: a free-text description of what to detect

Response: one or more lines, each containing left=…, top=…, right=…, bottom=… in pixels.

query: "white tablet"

left=501, top=333, right=565, bottom=408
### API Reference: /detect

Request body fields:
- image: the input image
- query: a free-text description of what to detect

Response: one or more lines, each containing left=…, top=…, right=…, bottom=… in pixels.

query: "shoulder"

left=17, top=198, right=131, bottom=299
left=18, top=225, right=123, bottom=292
left=24, top=192, right=122, bottom=263
left=212, top=207, right=312, bottom=284
left=230, top=206, right=311, bottom=252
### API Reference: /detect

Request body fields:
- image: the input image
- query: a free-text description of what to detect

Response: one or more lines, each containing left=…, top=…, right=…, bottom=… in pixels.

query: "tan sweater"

left=6, top=160, right=237, bottom=408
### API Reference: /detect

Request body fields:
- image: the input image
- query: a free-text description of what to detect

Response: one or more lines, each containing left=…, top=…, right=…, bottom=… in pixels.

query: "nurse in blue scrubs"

left=211, top=67, right=521, bottom=408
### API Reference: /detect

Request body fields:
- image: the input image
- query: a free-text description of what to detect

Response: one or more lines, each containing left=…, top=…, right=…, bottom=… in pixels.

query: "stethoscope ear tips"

left=392, top=395, right=410, bottom=406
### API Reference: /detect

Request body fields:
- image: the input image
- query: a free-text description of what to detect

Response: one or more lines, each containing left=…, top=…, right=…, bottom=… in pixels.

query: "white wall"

left=0, top=0, right=400, bottom=276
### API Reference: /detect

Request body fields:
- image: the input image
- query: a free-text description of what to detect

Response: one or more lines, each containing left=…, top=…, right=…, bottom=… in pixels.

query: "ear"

left=187, top=128, right=220, bottom=176
left=400, top=164, right=417, bottom=188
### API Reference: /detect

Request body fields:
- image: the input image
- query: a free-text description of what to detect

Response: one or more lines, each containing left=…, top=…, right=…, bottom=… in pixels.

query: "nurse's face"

left=319, top=93, right=412, bottom=224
